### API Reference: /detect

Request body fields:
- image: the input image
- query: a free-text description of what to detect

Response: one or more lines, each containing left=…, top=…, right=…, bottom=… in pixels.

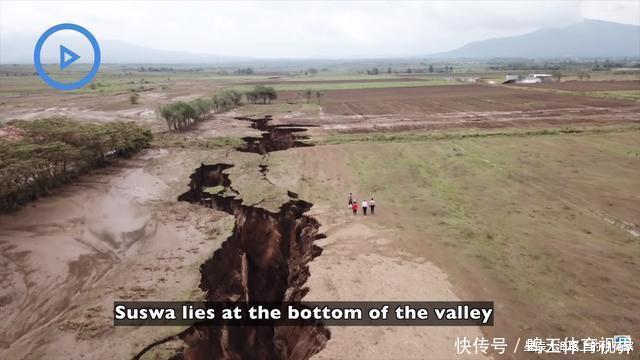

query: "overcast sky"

left=1, top=0, right=639, bottom=58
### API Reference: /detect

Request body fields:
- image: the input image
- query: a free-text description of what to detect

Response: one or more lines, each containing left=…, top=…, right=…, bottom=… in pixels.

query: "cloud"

left=1, top=0, right=638, bottom=58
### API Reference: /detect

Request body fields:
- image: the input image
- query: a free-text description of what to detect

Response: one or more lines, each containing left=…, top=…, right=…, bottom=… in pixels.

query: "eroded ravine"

left=137, top=116, right=330, bottom=359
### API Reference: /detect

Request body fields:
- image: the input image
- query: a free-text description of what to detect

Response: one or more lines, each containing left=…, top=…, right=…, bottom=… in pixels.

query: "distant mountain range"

left=433, top=19, right=640, bottom=58
left=1, top=19, right=638, bottom=64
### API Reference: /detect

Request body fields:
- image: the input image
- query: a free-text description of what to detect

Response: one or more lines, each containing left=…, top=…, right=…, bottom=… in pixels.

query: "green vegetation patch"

left=341, top=130, right=640, bottom=335
left=203, top=185, right=225, bottom=195
left=319, top=125, right=640, bottom=145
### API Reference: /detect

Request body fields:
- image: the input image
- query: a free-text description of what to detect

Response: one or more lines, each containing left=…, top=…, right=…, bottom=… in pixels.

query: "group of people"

left=348, top=192, right=375, bottom=216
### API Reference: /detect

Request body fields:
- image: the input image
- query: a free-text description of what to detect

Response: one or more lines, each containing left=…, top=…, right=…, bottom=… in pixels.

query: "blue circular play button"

left=33, top=23, right=101, bottom=90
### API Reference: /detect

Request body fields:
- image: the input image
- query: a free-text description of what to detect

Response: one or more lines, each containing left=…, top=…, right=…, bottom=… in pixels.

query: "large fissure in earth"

left=235, top=116, right=314, bottom=154
left=137, top=117, right=329, bottom=359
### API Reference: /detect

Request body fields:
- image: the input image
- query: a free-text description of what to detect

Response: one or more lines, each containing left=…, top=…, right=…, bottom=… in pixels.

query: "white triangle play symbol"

left=60, top=45, right=81, bottom=70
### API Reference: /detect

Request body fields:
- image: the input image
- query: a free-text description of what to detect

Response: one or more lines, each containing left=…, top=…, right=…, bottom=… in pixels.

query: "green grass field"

left=334, top=129, right=640, bottom=336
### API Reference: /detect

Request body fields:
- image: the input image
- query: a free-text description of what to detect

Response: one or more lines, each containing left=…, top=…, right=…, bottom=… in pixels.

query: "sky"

left=1, top=0, right=639, bottom=58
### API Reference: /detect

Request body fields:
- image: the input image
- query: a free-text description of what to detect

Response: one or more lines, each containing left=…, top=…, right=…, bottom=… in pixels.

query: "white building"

left=530, top=74, right=554, bottom=83
left=505, top=73, right=554, bottom=84
left=519, top=77, right=541, bottom=84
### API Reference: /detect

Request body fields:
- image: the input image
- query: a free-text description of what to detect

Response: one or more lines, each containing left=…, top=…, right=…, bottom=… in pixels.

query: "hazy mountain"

left=0, top=35, right=252, bottom=64
left=433, top=19, right=640, bottom=58
left=2, top=19, right=638, bottom=64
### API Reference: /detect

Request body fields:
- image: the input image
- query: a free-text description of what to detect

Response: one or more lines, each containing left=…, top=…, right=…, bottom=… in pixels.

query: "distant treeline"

left=487, top=59, right=640, bottom=71
left=365, top=65, right=454, bottom=74
left=0, top=118, right=152, bottom=212
left=158, top=86, right=277, bottom=131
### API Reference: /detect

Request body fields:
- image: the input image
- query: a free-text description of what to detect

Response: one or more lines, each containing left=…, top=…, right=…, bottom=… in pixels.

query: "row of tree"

left=158, top=90, right=243, bottom=131
left=366, top=66, right=455, bottom=75
left=244, top=85, right=278, bottom=104
left=0, top=118, right=152, bottom=212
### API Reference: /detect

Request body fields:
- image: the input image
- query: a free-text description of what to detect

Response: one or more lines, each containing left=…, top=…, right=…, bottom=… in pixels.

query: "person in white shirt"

left=362, top=200, right=368, bottom=216
left=369, top=198, right=375, bottom=215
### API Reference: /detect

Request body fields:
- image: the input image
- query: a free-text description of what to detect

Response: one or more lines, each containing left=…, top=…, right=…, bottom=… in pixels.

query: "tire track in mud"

left=137, top=116, right=330, bottom=359
left=0, top=165, right=164, bottom=351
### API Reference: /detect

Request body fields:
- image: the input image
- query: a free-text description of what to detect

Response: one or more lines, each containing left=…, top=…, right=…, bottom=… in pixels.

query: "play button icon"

left=60, top=45, right=81, bottom=70
left=34, top=23, right=101, bottom=90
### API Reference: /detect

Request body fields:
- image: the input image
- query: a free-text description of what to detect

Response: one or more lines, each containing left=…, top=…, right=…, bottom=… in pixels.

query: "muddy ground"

left=0, top=147, right=235, bottom=359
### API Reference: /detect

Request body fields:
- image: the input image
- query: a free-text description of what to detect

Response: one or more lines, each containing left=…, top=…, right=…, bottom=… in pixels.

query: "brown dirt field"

left=514, top=80, right=640, bottom=92
left=275, top=84, right=640, bottom=134
left=320, top=84, right=637, bottom=115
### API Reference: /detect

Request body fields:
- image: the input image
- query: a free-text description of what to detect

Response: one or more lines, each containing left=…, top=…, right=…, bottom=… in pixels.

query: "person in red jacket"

left=351, top=200, right=358, bottom=215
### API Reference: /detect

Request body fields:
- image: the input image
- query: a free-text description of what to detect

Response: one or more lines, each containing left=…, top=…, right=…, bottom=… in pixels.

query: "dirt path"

left=306, top=221, right=490, bottom=359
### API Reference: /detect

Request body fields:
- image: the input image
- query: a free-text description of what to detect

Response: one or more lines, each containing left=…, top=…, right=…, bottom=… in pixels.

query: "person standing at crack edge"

left=348, top=192, right=353, bottom=206
left=362, top=199, right=368, bottom=216
left=369, top=198, right=375, bottom=215
left=352, top=200, right=358, bottom=215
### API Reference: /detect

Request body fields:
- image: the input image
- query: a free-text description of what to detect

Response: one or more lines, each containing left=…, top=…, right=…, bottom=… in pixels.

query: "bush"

left=0, top=118, right=152, bottom=212
left=129, top=92, right=140, bottom=104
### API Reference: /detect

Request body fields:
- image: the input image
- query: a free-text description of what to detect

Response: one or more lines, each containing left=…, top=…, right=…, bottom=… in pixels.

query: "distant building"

left=504, top=73, right=554, bottom=84
left=461, top=77, right=480, bottom=83
left=519, top=77, right=542, bottom=84
left=531, top=73, right=554, bottom=83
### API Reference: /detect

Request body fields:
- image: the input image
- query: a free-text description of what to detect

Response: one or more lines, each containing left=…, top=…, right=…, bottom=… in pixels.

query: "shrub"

left=0, top=118, right=152, bottom=212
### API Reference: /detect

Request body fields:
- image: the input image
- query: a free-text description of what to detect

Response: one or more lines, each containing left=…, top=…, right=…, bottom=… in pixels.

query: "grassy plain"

left=267, top=127, right=640, bottom=341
